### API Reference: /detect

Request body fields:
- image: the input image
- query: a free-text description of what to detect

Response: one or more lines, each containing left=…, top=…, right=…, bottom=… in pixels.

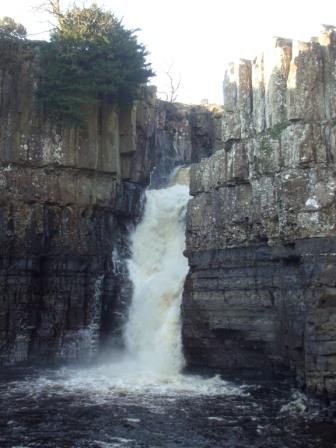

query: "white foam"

left=124, top=183, right=190, bottom=375
left=279, top=390, right=307, bottom=415
left=6, top=169, right=248, bottom=401
left=14, top=357, right=247, bottom=400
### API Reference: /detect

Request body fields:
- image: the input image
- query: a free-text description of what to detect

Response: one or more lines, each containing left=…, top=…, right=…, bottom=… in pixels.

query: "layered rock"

left=0, top=40, right=142, bottom=365
left=183, top=26, right=336, bottom=400
left=132, top=93, right=223, bottom=188
left=0, top=40, right=221, bottom=365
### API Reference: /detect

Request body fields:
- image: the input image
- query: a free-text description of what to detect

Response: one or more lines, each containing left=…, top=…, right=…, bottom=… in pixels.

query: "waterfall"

left=124, top=170, right=190, bottom=375
left=16, top=167, right=239, bottom=397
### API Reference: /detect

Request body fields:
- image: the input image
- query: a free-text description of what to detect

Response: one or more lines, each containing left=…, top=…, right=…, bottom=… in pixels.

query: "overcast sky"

left=1, top=0, right=336, bottom=104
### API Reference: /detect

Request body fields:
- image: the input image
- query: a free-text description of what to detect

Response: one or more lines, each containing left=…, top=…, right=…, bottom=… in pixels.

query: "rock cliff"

left=0, top=40, right=220, bottom=365
left=182, top=26, right=336, bottom=401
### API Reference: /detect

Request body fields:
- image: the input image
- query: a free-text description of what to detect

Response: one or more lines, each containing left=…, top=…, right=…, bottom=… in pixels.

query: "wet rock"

left=183, top=27, right=336, bottom=402
left=0, top=41, right=220, bottom=365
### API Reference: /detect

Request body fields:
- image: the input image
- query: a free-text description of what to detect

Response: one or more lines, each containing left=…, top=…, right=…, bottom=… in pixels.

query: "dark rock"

left=183, top=27, right=336, bottom=402
left=0, top=41, right=220, bottom=365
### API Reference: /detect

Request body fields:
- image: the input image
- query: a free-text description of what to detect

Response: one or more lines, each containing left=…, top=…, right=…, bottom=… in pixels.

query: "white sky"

left=1, top=0, right=336, bottom=104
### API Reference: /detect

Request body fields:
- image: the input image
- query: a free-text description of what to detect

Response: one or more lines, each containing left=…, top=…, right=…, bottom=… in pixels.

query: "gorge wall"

left=182, top=26, right=336, bottom=401
left=0, top=39, right=221, bottom=365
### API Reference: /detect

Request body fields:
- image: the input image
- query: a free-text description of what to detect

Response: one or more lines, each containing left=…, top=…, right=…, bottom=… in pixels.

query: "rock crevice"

left=183, top=26, right=336, bottom=400
left=0, top=41, right=221, bottom=365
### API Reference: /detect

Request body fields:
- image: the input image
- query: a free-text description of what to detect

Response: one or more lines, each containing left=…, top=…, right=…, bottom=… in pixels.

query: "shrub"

left=38, top=4, right=154, bottom=125
left=0, top=17, right=27, bottom=72
left=0, top=17, right=27, bottom=40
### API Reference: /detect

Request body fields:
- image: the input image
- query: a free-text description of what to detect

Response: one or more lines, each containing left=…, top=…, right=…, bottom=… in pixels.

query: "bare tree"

left=157, top=62, right=182, bottom=103
left=35, top=0, right=63, bottom=17
left=166, top=63, right=181, bottom=102
left=31, top=0, right=64, bottom=32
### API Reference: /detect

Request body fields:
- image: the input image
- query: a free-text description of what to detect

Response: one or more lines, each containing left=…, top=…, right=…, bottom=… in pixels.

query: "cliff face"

left=132, top=94, right=223, bottom=188
left=182, top=27, right=336, bottom=400
left=0, top=41, right=220, bottom=365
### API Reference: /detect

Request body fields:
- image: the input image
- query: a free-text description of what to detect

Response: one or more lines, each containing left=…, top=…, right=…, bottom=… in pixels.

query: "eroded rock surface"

left=0, top=41, right=220, bottom=365
left=183, top=26, right=336, bottom=401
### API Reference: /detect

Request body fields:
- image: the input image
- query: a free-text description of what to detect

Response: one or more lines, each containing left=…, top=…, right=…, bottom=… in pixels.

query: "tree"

left=157, top=62, right=181, bottom=103
left=38, top=3, right=154, bottom=125
left=165, top=63, right=181, bottom=102
left=0, top=17, right=27, bottom=72
left=0, top=17, right=27, bottom=40
left=37, top=0, right=62, bottom=18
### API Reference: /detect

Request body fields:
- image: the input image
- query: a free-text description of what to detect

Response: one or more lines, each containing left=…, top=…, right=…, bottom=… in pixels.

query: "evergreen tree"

left=38, top=4, right=154, bottom=125
left=0, top=17, right=27, bottom=73
left=0, top=17, right=27, bottom=40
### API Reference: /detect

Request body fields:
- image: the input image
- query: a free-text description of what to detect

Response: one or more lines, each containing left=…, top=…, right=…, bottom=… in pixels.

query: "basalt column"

left=0, top=40, right=221, bottom=365
left=182, top=27, right=336, bottom=401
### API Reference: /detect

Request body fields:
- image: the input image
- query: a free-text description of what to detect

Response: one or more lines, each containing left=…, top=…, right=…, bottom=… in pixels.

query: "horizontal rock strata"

left=0, top=41, right=221, bottom=365
left=183, top=26, right=336, bottom=400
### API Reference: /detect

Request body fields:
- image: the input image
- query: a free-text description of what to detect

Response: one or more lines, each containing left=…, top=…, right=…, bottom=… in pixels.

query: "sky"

left=1, top=0, right=336, bottom=104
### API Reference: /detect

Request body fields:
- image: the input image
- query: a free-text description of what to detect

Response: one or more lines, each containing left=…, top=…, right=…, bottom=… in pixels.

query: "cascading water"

left=7, top=168, right=241, bottom=396
left=124, top=171, right=190, bottom=375
left=2, top=169, right=321, bottom=448
left=64, top=166, right=233, bottom=393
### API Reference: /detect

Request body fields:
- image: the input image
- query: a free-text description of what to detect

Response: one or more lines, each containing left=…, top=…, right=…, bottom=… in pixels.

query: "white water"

left=11, top=169, right=247, bottom=398
left=124, top=181, right=190, bottom=375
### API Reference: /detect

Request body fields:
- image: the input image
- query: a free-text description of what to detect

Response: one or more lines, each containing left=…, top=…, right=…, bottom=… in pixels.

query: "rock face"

left=183, top=27, right=336, bottom=400
left=133, top=94, right=223, bottom=188
left=0, top=40, right=220, bottom=365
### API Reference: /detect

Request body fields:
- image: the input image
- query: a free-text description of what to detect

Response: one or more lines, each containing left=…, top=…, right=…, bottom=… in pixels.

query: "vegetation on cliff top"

left=39, top=3, right=154, bottom=125
left=0, top=3, right=154, bottom=126
left=0, top=17, right=27, bottom=40
left=0, top=17, right=27, bottom=72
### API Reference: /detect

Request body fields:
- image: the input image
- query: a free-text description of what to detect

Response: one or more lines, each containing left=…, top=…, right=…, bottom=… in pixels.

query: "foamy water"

left=124, top=183, right=190, bottom=375
left=1, top=169, right=324, bottom=448
left=6, top=169, right=247, bottom=400
left=13, top=360, right=247, bottom=400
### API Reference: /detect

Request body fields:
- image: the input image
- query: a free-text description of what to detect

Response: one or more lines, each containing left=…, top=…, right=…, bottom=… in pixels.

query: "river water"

left=0, top=172, right=335, bottom=447
left=0, top=365, right=335, bottom=448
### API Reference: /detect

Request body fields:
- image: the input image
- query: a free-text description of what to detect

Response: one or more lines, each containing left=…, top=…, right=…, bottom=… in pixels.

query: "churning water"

left=1, top=169, right=335, bottom=447
left=1, top=168, right=243, bottom=398
left=36, top=168, right=241, bottom=396
left=124, top=181, right=189, bottom=375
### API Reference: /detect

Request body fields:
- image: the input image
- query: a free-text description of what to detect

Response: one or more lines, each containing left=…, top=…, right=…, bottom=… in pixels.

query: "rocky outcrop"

left=0, top=40, right=141, bottom=365
left=131, top=92, right=223, bottom=188
left=0, top=40, right=220, bottom=365
left=183, top=26, right=336, bottom=400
